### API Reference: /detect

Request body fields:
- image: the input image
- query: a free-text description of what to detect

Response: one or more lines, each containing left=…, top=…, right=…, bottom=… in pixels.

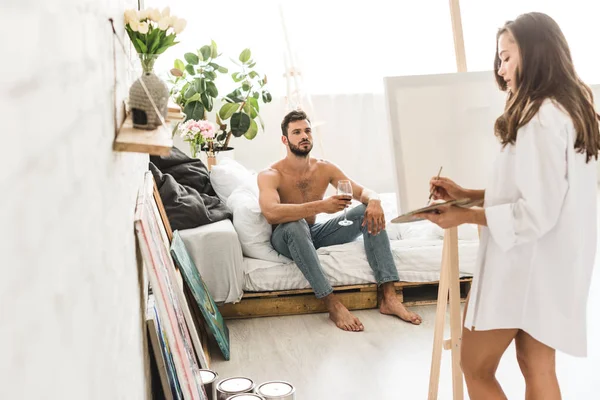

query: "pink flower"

left=178, top=119, right=216, bottom=141
left=202, top=130, right=215, bottom=139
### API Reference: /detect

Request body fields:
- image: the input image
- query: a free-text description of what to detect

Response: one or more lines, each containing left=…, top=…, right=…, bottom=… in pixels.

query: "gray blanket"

left=149, top=147, right=232, bottom=231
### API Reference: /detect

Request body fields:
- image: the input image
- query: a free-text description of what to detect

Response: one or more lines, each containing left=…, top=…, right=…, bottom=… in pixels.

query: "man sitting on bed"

left=257, top=110, right=422, bottom=332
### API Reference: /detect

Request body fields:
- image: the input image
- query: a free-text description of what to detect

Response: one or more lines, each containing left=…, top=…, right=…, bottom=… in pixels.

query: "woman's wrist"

left=464, top=189, right=485, bottom=201
left=467, top=208, right=487, bottom=226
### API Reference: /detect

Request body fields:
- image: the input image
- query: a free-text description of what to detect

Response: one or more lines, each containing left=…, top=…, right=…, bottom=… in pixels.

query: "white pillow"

left=226, top=187, right=291, bottom=263
left=210, top=159, right=256, bottom=204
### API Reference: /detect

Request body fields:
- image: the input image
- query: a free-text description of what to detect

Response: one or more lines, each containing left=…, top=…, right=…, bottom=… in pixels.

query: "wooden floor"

left=209, top=256, right=600, bottom=398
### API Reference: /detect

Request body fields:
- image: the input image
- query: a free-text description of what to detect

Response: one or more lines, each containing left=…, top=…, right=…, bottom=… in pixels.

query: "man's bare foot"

left=380, top=295, right=422, bottom=325
left=323, top=295, right=364, bottom=331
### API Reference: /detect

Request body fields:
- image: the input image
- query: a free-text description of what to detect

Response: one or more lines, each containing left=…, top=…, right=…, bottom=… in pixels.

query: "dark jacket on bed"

left=149, top=147, right=232, bottom=231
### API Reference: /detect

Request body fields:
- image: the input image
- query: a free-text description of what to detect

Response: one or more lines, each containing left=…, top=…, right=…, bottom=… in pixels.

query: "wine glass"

left=337, top=180, right=353, bottom=226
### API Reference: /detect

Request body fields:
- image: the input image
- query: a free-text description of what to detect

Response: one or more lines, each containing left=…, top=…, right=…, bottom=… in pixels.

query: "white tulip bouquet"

left=124, top=7, right=187, bottom=73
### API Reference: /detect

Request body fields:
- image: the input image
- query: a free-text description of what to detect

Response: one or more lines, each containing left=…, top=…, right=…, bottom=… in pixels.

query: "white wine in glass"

left=337, top=180, right=353, bottom=226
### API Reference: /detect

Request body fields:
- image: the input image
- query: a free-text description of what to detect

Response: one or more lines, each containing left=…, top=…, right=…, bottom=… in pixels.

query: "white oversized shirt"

left=464, top=99, right=597, bottom=357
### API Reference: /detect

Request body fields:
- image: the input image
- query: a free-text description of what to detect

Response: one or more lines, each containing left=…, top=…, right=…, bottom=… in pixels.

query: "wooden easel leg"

left=428, top=227, right=464, bottom=400
left=428, top=231, right=451, bottom=400
left=447, top=227, right=464, bottom=399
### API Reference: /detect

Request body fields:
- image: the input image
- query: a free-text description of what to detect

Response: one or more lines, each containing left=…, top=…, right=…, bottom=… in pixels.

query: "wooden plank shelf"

left=113, top=115, right=173, bottom=156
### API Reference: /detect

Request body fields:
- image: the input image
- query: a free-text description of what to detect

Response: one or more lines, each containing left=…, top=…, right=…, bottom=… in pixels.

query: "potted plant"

left=169, top=42, right=272, bottom=162
left=124, top=7, right=186, bottom=129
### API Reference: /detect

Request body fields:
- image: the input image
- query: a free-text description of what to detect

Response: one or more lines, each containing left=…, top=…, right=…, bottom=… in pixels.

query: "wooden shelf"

left=113, top=115, right=173, bottom=156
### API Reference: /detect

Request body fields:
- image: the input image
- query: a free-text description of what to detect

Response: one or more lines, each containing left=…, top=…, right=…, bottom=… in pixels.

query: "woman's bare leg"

left=461, top=327, right=519, bottom=399
left=515, top=330, right=561, bottom=400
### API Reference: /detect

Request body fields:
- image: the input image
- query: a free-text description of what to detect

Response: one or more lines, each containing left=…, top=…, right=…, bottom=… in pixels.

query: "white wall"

left=1, top=1, right=150, bottom=399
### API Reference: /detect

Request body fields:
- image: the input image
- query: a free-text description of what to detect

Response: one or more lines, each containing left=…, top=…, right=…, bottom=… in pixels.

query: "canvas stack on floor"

left=134, top=171, right=232, bottom=400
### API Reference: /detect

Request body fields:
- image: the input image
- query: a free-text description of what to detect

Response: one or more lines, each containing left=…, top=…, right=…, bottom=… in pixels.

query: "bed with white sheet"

left=243, top=235, right=478, bottom=293
left=178, top=160, right=479, bottom=305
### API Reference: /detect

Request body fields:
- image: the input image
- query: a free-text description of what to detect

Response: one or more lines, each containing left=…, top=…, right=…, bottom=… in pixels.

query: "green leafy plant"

left=169, top=43, right=272, bottom=151
left=170, top=40, right=227, bottom=122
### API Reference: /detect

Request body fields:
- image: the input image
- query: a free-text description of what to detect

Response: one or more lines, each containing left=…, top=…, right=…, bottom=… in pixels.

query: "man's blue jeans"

left=270, top=204, right=399, bottom=298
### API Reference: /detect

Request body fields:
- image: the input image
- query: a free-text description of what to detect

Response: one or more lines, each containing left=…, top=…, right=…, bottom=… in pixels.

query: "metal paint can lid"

left=218, top=377, right=255, bottom=393
left=198, top=369, right=218, bottom=384
left=226, top=394, right=265, bottom=400
left=256, top=381, right=295, bottom=398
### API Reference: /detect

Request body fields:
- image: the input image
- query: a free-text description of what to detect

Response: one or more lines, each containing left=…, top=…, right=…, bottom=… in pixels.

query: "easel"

left=427, top=1, right=468, bottom=399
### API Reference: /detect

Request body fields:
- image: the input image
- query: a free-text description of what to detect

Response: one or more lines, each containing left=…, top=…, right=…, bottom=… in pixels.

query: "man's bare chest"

left=279, top=174, right=329, bottom=203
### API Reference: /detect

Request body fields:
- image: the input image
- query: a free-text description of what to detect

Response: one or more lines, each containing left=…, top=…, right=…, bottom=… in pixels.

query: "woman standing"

left=418, top=12, right=599, bottom=400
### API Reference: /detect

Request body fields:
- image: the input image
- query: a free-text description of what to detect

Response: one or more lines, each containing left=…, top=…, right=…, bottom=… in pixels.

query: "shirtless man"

left=257, top=110, right=422, bottom=331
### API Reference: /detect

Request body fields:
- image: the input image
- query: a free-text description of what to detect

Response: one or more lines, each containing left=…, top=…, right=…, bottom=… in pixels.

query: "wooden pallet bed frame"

left=218, top=278, right=472, bottom=319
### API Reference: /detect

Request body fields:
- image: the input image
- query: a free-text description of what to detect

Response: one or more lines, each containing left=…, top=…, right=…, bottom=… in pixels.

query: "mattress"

left=243, top=237, right=479, bottom=292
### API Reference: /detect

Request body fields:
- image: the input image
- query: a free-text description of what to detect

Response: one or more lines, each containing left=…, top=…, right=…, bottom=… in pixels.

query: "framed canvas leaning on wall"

left=135, top=172, right=208, bottom=400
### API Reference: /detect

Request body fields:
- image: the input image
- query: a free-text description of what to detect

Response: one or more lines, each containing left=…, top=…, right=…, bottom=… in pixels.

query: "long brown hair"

left=494, top=12, right=600, bottom=162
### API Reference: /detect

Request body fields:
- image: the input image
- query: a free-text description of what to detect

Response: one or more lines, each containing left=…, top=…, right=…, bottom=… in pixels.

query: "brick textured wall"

left=1, top=1, right=151, bottom=398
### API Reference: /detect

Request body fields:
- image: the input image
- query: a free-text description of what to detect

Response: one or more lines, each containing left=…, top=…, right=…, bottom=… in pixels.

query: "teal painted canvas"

left=170, top=231, right=230, bottom=360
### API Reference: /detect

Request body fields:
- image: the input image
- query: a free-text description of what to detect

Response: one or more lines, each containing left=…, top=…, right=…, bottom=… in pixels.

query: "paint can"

left=198, top=369, right=218, bottom=400
left=216, top=377, right=255, bottom=400
left=255, top=381, right=296, bottom=400
left=226, top=394, right=265, bottom=400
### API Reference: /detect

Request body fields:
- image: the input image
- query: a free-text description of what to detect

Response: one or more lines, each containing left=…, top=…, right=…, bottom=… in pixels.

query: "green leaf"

left=181, top=82, right=190, bottom=96
left=200, top=45, right=212, bottom=61
left=201, top=92, right=213, bottom=111
left=230, top=112, right=251, bottom=137
left=174, top=59, right=185, bottom=71
left=217, top=132, right=227, bottom=142
left=185, top=64, right=195, bottom=75
left=155, top=44, right=173, bottom=55
left=217, top=66, right=228, bottom=74
left=239, top=48, right=251, bottom=63
left=208, top=62, right=220, bottom=71
left=131, top=39, right=142, bottom=54
left=219, top=103, right=239, bottom=120
left=232, top=72, right=246, bottom=83
left=262, top=90, right=273, bottom=103
left=135, top=38, right=147, bottom=53
left=163, top=34, right=176, bottom=47
left=206, top=81, right=218, bottom=98
left=248, top=61, right=256, bottom=68
left=244, top=119, right=258, bottom=140
left=211, top=40, right=218, bottom=58
left=242, top=82, right=251, bottom=92
left=194, top=79, right=205, bottom=94
left=183, top=101, right=205, bottom=121
left=188, top=93, right=201, bottom=102
left=248, top=97, right=259, bottom=112
left=249, top=71, right=259, bottom=79
left=225, top=89, right=244, bottom=103
left=184, top=53, right=199, bottom=65
left=184, top=86, right=197, bottom=99
left=205, top=70, right=217, bottom=80
left=252, top=91, right=260, bottom=99
left=243, top=103, right=257, bottom=119
left=149, top=29, right=160, bottom=53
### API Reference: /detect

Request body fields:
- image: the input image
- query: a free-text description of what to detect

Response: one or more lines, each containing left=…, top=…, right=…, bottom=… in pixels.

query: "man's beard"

left=289, top=141, right=313, bottom=157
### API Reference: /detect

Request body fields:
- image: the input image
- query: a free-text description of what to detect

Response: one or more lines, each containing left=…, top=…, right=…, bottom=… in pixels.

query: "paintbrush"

left=427, top=166, right=443, bottom=204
